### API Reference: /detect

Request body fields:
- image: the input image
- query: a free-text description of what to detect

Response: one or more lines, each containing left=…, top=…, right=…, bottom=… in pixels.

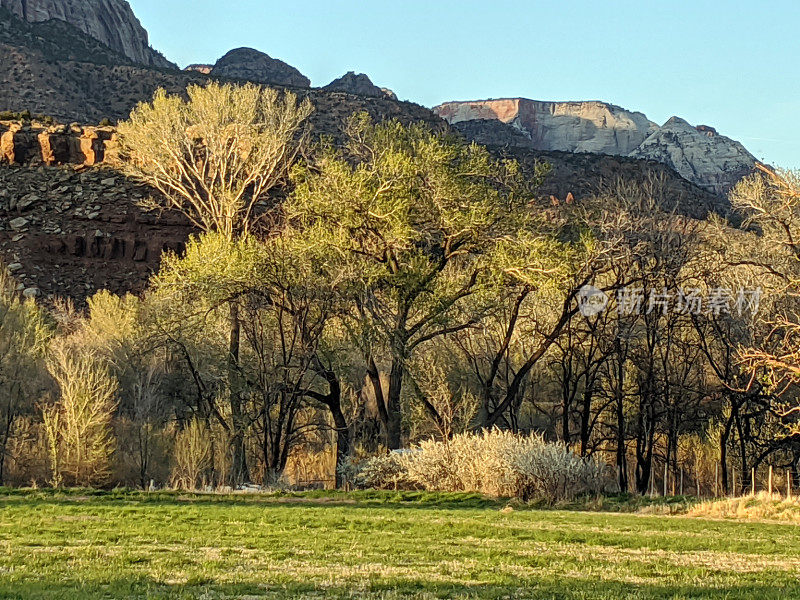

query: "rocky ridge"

left=0, top=0, right=173, bottom=68
left=323, top=72, right=397, bottom=100
left=210, top=47, right=310, bottom=88
left=435, top=98, right=757, bottom=194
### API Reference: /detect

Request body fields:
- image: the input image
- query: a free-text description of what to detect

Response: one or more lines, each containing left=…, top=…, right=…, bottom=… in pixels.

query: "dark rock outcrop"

left=323, top=71, right=396, bottom=99
left=210, top=47, right=310, bottom=88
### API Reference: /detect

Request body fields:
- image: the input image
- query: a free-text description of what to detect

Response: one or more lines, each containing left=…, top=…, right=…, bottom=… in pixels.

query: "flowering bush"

left=350, top=430, right=610, bottom=502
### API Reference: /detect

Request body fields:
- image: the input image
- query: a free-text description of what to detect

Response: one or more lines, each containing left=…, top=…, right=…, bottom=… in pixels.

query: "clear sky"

left=131, top=0, right=800, bottom=168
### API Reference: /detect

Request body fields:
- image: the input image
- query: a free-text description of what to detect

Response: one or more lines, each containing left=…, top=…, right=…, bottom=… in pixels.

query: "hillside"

left=0, top=0, right=173, bottom=67
left=0, top=7, right=732, bottom=303
left=436, top=98, right=757, bottom=195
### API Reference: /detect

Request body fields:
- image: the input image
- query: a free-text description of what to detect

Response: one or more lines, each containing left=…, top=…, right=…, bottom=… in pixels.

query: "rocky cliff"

left=630, top=116, right=757, bottom=196
left=0, top=0, right=173, bottom=68
left=210, top=48, right=310, bottom=88
left=323, top=72, right=397, bottom=100
left=435, top=99, right=756, bottom=194
left=436, top=99, right=658, bottom=155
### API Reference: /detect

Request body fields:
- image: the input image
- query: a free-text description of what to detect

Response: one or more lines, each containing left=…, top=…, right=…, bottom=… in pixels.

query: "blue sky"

left=131, top=0, right=800, bottom=168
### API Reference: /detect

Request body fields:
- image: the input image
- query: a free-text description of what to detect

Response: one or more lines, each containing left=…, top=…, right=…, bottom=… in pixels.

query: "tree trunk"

left=614, top=338, right=628, bottom=493
left=228, top=301, right=250, bottom=486
left=386, top=358, right=403, bottom=450
left=314, top=366, right=350, bottom=488
left=579, top=386, right=592, bottom=457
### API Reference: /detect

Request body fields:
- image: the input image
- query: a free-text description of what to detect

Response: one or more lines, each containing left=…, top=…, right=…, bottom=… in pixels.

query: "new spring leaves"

left=577, top=285, right=762, bottom=318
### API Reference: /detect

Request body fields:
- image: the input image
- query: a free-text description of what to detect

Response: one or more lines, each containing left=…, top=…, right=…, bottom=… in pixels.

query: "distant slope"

left=436, top=98, right=757, bottom=195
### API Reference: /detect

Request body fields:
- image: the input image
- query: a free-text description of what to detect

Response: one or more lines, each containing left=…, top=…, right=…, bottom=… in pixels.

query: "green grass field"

left=1, top=490, right=798, bottom=599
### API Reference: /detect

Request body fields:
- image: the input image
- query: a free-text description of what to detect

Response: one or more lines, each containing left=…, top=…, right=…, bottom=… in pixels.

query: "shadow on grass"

left=1, top=576, right=798, bottom=600
left=0, top=488, right=509, bottom=511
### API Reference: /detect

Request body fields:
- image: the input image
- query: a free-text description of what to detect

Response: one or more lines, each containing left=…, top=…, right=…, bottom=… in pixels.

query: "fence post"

left=769, top=465, right=773, bottom=496
left=732, top=469, right=737, bottom=498
left=751, top=467, right=756, bottom=496
left=714, top=463, right=719, bottom=497
left=680, top=467, right=684, bottom=496
left=664, top=464, right=668, bottom=497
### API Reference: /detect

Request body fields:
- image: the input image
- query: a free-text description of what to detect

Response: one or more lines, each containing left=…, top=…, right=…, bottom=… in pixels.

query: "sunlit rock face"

left=630, top=116, right=757, bottom=195
left=435, top=98, right=658, bottom=155
left=435, top=99, right=757, bottom=194
left=0, top=0, right=174, bottom=67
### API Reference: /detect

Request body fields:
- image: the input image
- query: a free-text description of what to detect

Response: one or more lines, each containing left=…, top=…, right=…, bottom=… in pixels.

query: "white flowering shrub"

left=351, top=430, right=610, bottom=501
left=342, top=452, right=408, bottom=490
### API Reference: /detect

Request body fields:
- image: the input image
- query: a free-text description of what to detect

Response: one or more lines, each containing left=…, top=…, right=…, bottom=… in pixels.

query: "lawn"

left=0, top=489, right=798, bottom=599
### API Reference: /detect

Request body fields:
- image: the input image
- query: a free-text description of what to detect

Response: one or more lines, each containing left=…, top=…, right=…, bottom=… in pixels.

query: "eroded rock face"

left=323, top=72, right=396, bottom=100
left=630, top=117, right=757, bottom=195
left=436, top=99, right=658, bottom=155
left=0, top=120, right=117, bottom=166
left=435, top=98, right=756, bottom=194
left=0, top=165, right=192, bottom=302
left=210, top=47, right=310, bottom=88
left=0, top=0, right=174, bottom=68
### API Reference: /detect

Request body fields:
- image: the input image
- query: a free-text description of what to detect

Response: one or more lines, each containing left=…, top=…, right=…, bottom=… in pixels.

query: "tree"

left=118, top=82, right=313, bottom=484
left=287, top=113, right=557, bottom=448
left=118, top=82, right=313, bottom=239
left=43, top=344, right=118, bottom=487
left=0, top=267, right=51, bottom=484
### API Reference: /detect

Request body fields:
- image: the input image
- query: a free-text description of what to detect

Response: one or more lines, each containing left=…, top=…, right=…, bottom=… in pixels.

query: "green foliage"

left=2, top=491, right=800, bottom=598
left=118, top=82, right=313, bottom=238
left=0, top=268, right=52, bottom=483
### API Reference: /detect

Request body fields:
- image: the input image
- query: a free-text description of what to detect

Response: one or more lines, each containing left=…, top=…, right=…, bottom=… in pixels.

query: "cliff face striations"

left=0, top=0, right=173, bottom=67
left=435, top=98, right=757, bottom=194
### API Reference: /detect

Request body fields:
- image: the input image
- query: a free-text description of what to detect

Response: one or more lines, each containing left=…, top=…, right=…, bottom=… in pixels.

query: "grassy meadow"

left=1, top=489, right=799, bottom=599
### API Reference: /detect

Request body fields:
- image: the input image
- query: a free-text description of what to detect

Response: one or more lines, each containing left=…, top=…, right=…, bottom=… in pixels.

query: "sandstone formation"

left=0, top=0, right=174, bottom=68
left=0, top=120, right=118, bottom=166
left=0, top=165, right=192, bottom=302
left=210, top=47, right=310, bottom=88
left=436, top=99, right=658, bottom=155
left=630, top=116, right=757, bottom=195
left=323, top=72, right=397, bottom=100
left=435, top=99, right=757, bottom=194
left=184, top=63, right=213, bottom=75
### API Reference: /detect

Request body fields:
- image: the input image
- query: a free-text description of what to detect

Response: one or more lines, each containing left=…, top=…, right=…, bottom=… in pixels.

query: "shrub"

left=170, top=418, right=212, bottom=490
left=341, top=452, right=408, bottom=490
left=351, top=430, right=609, bottom=502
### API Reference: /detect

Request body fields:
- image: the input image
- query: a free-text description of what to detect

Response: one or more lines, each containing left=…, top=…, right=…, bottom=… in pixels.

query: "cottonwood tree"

left=118, top=83, right=313, bottom=484
left=287, top=114, right=560, bottom=448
